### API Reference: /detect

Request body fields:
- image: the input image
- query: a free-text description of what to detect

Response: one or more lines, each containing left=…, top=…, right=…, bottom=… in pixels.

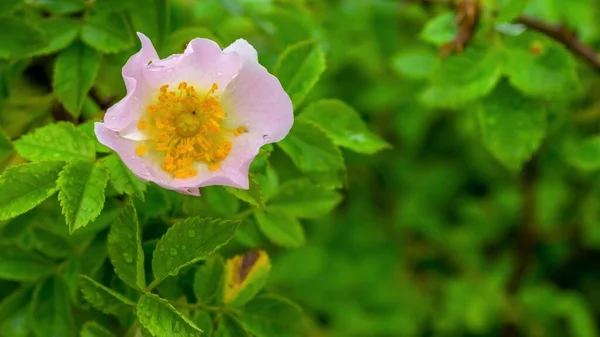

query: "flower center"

left=134, top=81, right=246, bottom=179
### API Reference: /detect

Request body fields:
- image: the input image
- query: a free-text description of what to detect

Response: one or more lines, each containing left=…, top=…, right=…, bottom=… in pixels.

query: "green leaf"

left=53, top=42, right=101, bottom=118
left=0, top=286, right=31, bottom=323
left=80, top=321, right=116, bottom=337
left=278, top=120, right=345, bottom=173
left=0, top=161, right=64, bottom=221
left=0, top=246, right=53, bottom=281
left=274, top=39, right=325, bottom=107
left=108, top=201, right=146, bottom=290
left=14, top=122, right=95, bottom=162
left=0, top=18, right=47, bottom=59
left=421, top=43, right=502, bottom=108
left=299, top=99, right=390, bottom=154
left=79, top=275, right=135, bottom=315
left=81, top=13, right=134, bottom=53
left=420, top=12, right=457, bottom=46
left=392, top=50, right=438, bottom=79
left=223, top=250, right=271, bottom=307
left=33, top=18, right=81, bottom=56
left=193, top=255, right=225, bottom=305
left=58, top=161, right=109, bottom=233
left=93, top=0, right=133, bottom=13
left=136, top=293, right=202, bottom=337
left=0, top=127, right=13, bottom=163
left=269, top=179, right=342, bottom=219
left=570, top=136, right=600, bottom=171
left=254, top=210, right=305, bottom=248
left=477, top=82, right=546, bottom=171
left=192, top=312, right=213, bottom=336
left=0, top=0, right=22, bottom=16
left=215, top=315, right=249, bottom=337
left=31, top=277, right=75, bottom=337
left=225, top=176, right=265, bottom=210
left=503, top=34, right=581, bottom=98
left=203, top=187, right=240, bottom=217
left=101, top=154, right=146, bottom=199
left=31, top=0, right=85, bottom=14
left=130, top=0, right=169, bottom=47
left=497, top=0, right=529, bottom=22
left=31, top=227, right=72, bottom=258
left=241, top=295, right=302, bottom=337
left=151, top=217, right=239, bottom=288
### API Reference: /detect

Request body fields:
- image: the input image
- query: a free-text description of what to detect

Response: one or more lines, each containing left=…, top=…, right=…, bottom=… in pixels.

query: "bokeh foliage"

left=1, top=0, right=600, bottom=336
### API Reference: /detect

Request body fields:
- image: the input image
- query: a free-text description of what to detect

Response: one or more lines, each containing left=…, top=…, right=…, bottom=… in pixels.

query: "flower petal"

left=152, top=133, right=263, bottom=190
left=224, top=39, right=258, bottom=64
left=103, top=33, right=158, bottom=134
left=94, top=123, right=152, bottom=180
left=143, top=38, right=242, bottom=94
left=221, top=61, right=293, bottom=145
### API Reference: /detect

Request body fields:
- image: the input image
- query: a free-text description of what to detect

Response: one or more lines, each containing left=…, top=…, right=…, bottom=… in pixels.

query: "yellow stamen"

left=135, top=144, right=148, bottom=157
left=137, top=81, right=243, bottom=179
left=233, top=126, right=246, bottom=136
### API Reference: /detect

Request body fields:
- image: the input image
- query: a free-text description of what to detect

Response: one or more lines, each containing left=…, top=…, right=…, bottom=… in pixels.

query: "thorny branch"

left=516, top=16, right=600, bottom=72
left=405, top=0, right=600, bottom=72
left=441, top=0, right=480, bottom=55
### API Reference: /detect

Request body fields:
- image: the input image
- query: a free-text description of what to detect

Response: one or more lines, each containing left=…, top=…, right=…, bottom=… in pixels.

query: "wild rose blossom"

left=95, top=33, right=293, bottom=195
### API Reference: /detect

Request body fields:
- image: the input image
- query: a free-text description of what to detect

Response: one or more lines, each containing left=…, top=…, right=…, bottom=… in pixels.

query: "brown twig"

left=500, top=158, right=538, bottom=337
left=441, top=0, right=480, bottom=55
left=517, top=16, right=600, bottom=72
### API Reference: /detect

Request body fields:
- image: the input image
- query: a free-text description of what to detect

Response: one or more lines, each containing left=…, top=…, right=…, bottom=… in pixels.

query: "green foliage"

left=108, top=201, right=146, bottom=290
left=300, top=99, right=391, bottom=154
left=136, top=293, right=202, bottom=337
left=269, top=178, right=342, bottom=219
left=151, top=217, right=239, bottom=288
left=101, top=154, right=146, bottom=199
left=278, top=120, right=345, bottom=173
left=0, top=246, right=53, bottom=281
left=2, top=0, right=600, bottom=336
left=31, top=277, right=75, bottom=337
left=53, top=42, right=102, bottom=118
left=14, top=122, right=95, bottom=162
left=241, top=295, right=303, bottom=337
left=80, top=322, right=116, bottom=337
left=254, top=210, right=305, bottom=248
left=79, top=275, right=135, bottom=315
left=421, top=42, right=503, bottom=107
left=0, top=161, right=64, bottom=221
left=274, top=39, right=326, bottom=107
left=477, top=82, right=546, bottom=170
left=0, top=18, right=47, bottom=59
left=58, top=161, right=109, bottom=233
left=193, top=255, right=224, bottom=305
left=81, top=13, right=133, bottom=53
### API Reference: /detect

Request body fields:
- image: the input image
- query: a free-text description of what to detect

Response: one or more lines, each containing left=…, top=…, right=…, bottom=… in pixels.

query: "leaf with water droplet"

left=151, top=217, right=239, bottom=288
left=108, top=201, right=146, bottom=290
left=57, top=161, right=109, bottom=233
left=13, top=122, right=95, bottom=162
left=136, top=293, right=202, bottom=337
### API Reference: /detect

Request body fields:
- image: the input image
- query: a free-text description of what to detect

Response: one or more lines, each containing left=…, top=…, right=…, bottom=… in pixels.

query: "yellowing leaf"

left=223, top=250, right=271, bottom=307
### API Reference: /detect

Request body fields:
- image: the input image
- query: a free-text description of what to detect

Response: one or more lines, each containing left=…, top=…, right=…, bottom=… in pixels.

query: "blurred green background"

left=2, top=0, right=600, bottom=336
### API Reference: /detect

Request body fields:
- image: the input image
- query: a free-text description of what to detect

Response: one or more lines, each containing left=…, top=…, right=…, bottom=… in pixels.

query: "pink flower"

left=95, top=33, right=293, bottom=196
